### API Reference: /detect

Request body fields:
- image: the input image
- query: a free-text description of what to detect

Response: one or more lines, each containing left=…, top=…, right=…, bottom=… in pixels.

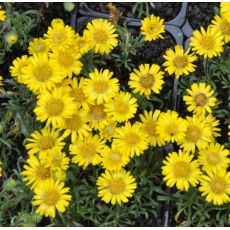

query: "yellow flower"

left=10, top=55, right=30, bottom=83
left=32, top=179, right=71, bottom=218
left=49, top=49, right=83, bottom=78
left=84, top=18, right=118, bottom=54
left=69, top=134, right=105, bottom=169
left=140, top=14, right=165, bottom=41
left=98, top=121, right=117, bottom=141
left=87, top=103, right=109, bottom=130
left=100, top=144, right=130, bottom=171
left=21, top=156, right=54, bottom=190
left=34, top=87, right=77, bottom=128
left=97, top=169, right=137, bottom=205
left=0, top=6, right=6, bottom=22
left=178, top=115, right=212, bottom=153
left=75, top=33, right=93, bottom=55
left=61, top=109, right=91, bottom=142
left=40, top=147, right=70, bottom=172
left=183, top=82, right=217, bottom=115
left=67, top=77, right=92, bottom=111
left=163, top=45, right=197, bottom=77
left=113, top=122, right=149, bottom=157
left=44, top=18, right=75, bottom=51
left=162, top=150, right=201, bottom=191
left=28, top=38, right=49, bottom=55
left=199, top=169, right=230, bottom=206
left=198, top=143, right=229, bottom=173
left=0, top=76, right=3, bottom=93
left=220, top=2, right=230, bottom=19
left=0, top=161, right=2, bottom=177
left=83, top=68, right=119, bottom=104
left=25, top=126, right=66, bottom=156
left=139, top=110, right=165, bottom=147
left=202, top=114, right=221, bottom=139
left=104, top=91, right=138, bottom=123
left=128, top=63, right=164, bottom=97
left=22, top=53, right=65, bottom=94
left=211, top=15, right=230, bottom=43
left=156, top=110, right=187, bottom=144
left=190, top=26, right=224, bottom=59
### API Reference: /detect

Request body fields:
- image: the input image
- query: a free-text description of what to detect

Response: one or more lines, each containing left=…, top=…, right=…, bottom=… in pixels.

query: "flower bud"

left=64, top=2, right=75, bottom=12
left=5, top=31, right=18, bottom=45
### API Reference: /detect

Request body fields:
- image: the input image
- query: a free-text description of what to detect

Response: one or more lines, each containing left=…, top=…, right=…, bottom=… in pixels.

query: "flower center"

left=110, top=151, right=122, bottom=164
left=43, top=189, right=60, bottom=206
left=166, top=123, right=178, bottom=136
left=194, top=93, right=208, bottom=106
left=139, top=74, right=155, bottom=89
left=35, top=164, right=51, bottom=180
left=65, top=115, right=82, bottom=131
left=173, top=161, right=191, bottom=178
left=185, top=125, right=202, bottom=143
left=148, top=23, right=160, bottom=34
left=206, top=152, right=221, bottom=165
left=145, top=121, right=156, bottom=136
left=173, top=56, right=188, bottom=69
left=93, top=29, right=108, bottom=44
left=220, top=20, right=230, bottom=36
left=210, top=177, right=227, bottom=194
left=124, top=132, right=140, bottom=146
left=51, top=153, right=63, bottom=167
left=52, top=30, right=67, bottom=44
left=37, top=136, right=55, bottom=150
left=45, top=98, right=64, bottom=116
left=58, top=53, right=74, bottom=67
left=80, top=143, right=96, bottom=160
left=34, top=64, right=52, bottom=82
left=200, top=36, right=215, bottom=51
left=90, top=105, right=106, bottom=121
left=70, top=88, right=86, bottom=103
left=93, top=80, right=108, bottom=94
left=109, top=178, right=126, bottom=195
left=114, top=100, right=129, bottom=114
left=33, top=42, right=46, bottom=53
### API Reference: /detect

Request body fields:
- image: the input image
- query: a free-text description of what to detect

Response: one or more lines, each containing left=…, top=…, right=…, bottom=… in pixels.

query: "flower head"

left=28, top=38, right=49, bottom=55
left=220, top=2, right=230, bottom=19
left=0, top=6, right=6, bottom=22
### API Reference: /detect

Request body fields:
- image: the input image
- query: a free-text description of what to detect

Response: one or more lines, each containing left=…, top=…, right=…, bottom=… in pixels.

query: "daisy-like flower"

left=61, top=110, right=92, bottom=142
left=0, top=6, right=6, bottom=22
left=25, top=126, right=66, bottom=156
left=84, top=18, right=118, bottom=54
left=104, top=91, right=138, bottom=123
left=190, top=26, right=224, bottom=59
left=97, top=169, right=137, bottom=205
left=10, top=55, right=30, bottom=84
left=28, top=38, right=49, bottom=55
left=139, top=110, right=165, bottom=147
left=22, top=53, right=65, bottom=94
left=140, top=14, right=165, bottom=41
left=21, top=156, right=54, bottom=190
left=87, top=103, right=109, bottom=130
left=98, top=121, right=117, bottom=141
left=198, top=143, right=229, bottom=173
left=163, top=45, right=197, bottom=78
left=211, top=15, right=230, bottom=43
left=128, top=64, right=164, bottom=97
left=113, top=122, right=149, bottom=157
left=183, top=82, right=217, bottom=115
left=67, top=77, right=92, bottom=111
left=69, top=134, right=105, bottom=169
left=100, top=144, right=130, bottom=171
left=44, top=18, right=75, bottom=51
left=49, top=49, right=83, bottom=78
left=156, top=110, right=187, bottom=144
left=83, top=68, right=119, bottom=105
left=0, top=76, right=3, bottom=93
left=32, top=179, right=71, bottom=218
left=199, top=169, right=230, bottom=206
left=220, top=2, right=230, bottom=19
left=75, top=33, right=93, bottom=55
left=162, top=150, right=201, bottom=191
left=178, top=115, right=212, bottom=153
left=40, top=147, right=70, bottom=172
left=34, top=87, right=77, bottom=128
